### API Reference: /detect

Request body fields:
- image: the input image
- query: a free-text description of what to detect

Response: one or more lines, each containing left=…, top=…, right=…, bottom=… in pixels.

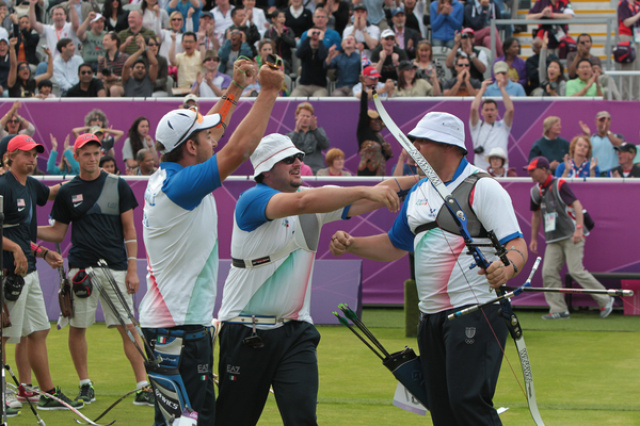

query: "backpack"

left=557, top=36, right=577, bottom=59
left=613, top=41, right=637, bottom=63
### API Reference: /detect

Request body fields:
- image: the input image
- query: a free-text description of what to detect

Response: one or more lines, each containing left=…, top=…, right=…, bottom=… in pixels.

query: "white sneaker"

left=600, top=297, right=615, bottom=318
left=5, top=389, right=23, bottom=409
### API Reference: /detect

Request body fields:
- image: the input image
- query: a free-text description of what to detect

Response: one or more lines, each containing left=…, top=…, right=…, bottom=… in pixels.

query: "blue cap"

left=392, top=7, right=405, bottom=17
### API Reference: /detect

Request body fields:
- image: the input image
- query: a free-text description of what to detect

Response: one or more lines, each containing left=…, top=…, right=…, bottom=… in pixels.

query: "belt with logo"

left=224, top=315, right=292, bottom=326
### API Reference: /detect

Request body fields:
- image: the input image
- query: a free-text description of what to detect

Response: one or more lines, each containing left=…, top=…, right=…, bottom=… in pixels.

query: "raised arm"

left=29, top=0, right=44, bottom=34
left=469, top=79, right=490, bottom=127
left=330, top=232, right=407, bottom=262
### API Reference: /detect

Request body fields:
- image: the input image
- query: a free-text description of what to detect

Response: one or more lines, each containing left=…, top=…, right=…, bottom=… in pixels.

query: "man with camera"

left=290, top=26, right=329, bottom=97
left=469, top=76, right=514, bottom=170
left=445, top=28, right=487, bottom=80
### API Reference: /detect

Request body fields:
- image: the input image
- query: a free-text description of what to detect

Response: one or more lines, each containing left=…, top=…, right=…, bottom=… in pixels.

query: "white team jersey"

left=390, top=161, right=523, bottom=314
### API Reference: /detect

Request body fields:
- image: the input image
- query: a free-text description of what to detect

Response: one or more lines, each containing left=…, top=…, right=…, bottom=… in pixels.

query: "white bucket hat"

left=484, top=146, right=508, bottom=164
left=407, top=112, right=466, bottom=154
left=251, top=134, right=304, bottom=178
left=155, top=109, right=221, bottom=153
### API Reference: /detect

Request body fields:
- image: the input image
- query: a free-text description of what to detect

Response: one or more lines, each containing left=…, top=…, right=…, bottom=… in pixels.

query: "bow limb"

left=372, top=93, right=544, bottom=425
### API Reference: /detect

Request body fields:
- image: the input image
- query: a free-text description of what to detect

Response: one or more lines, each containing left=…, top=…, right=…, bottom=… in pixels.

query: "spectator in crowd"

left=122, top=37, right=157, bottom=97
left=370, top=29, right=407, bottom=82
left=141, top=0, right=169, bottom=36
left=72, top=124, right=124, bottom=159
left=356, top=89, right=393, bottom=176
left=358, top=0, right=389, bottom=30
left=443, top=55, right=480, bottom=96
left=102, top=0, right=128, bottom=33
left=170, top=31, right=201, bottom=88
left=0, top=33, right=9, bottom=96
left=217, top=28, right=252, bottom=76
left=197, top=11, right=220, bottom=53
left=243, top=0, right=268, bottom=36
left=60, top=0, right=100, bottom=24
left=8, top=38, right=53, bottom=97
left=14, top=13, right=40, bottom=69
left=579, top=110, right=623, bottom=176
left=118, top=10, right=157, bottom=55
left=97, top=32, right=129, bottom=97
left=326, top=34, right=360, bottom=96
left=254, top=39, right=289, bottom=95
left=29, top=2, right=75, bottom=61
left=395, top=60, right=436, bottom=96
left=527, top=0, right=574, bottom=52
left=485, top=61, right=526, bottom=96
left=617, top=0, right=640, bottom=100
left=352, top=65, right=395, bottom=99
left=430, top=0, right=463, bottom=48
left=566, top=58, right=602, bottom=97
left=413, top=40, right=445, bottom=83
left=192, top=49, right=229, bottom=96
left=342, top=4, right=379, bottom=55
left=445, top=28, right=487, bottom=81
left=266, top=9, right=295, bottom=73
left=122, top=116, right=155, bottom=171
left=129, top=147, right=158, bottom=175
left=212, top=0, right=234, bottom=40
left=463, top=0, right=503, bottom=56
left=392, top=148, right=418, bottom=176
left=321, top=0, right=350, bottom=35
left=389, top=8, right=420, bottom=59
left=555, top=135, right=599, bottom=178
left=608, top=143, right=640, bottom=177
left=566, top=33, right=601, bottom=79
left=484, top=146, right=516, bottom=177
left=528, top=155, right=613, bottom=320
left=0, top=101, right=35, bottom=139
left=36, top=79, right=54, bottom=98
left=533, top=37, right=566, bottom=97
left=141, top=35, right=170, bottom=96
left=225, top=7, right=260, bottom=55
left=64, top=62, right=107, bottom=97
left=316, top=147, right=352, bottom=176
left=46, top=133, right=79, bottom=175
left=285, top=0, right=313, bottom=40
left=402, top=0, right=427, bottom=38
left=286, top=102, right=330, bottom=174
left=528, top=115, right=569, bottom=173
left=100, top=154, right=119, bottom=174
left=159, top=11, right=187, bottom=59
left=469, top=78, right=513, bottom=170
left=492, top=37, right=526, bottom=87
left=527, top=34, right=559, bottom=94
left=290, top=28, right=328, bottom=97
left=75, top=12, right=107, bottom=72
left=301, top=7, right=340, bottom=51
left=167, top=0, right=202, bottom=32
left=53, top=38, right=84, bottom=95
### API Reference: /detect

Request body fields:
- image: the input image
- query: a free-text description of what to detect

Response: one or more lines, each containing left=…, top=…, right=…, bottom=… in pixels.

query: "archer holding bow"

left=329, top=111, right=528, bottom=425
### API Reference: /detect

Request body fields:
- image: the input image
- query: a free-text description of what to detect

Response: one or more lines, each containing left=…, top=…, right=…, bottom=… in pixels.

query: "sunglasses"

left=281, top=153, right=304, bottom=164
left=456, top=63, right=470, bottom=67
left=461, top=34, right=472, bottom=39
left=8, top=119, right=19, bottom=123
left=18, top=66, right=29, bottom=71
left=172, top=18, right=183, bottom=21
left=81, top=70, right=93, bottom=75
left=147, top=42, right=157, bottom=46
left=203, top=57, right=218, bottom=62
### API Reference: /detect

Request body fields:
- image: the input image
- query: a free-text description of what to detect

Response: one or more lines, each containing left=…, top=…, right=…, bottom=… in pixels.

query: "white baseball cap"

left=251, top=134, right=304, bottom=178
left=407, top=112, right=466, bottom=154
left=91, top=13, right=105, bottom=23
left=155, top=109, right=221, bottom=153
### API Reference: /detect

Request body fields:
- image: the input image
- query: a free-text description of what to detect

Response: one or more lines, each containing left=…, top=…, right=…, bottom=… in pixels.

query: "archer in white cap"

left=469, top=76, right=514, bottom=171
left=138, top=58, right=284, bottom=425
left=329, top=110, right=528, bottom=425
left=215, top=133, right=415, bottom=425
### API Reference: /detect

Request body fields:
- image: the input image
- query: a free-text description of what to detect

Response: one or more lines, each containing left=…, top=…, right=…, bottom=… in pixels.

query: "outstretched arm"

left=330, top=232, right=407, bottom=262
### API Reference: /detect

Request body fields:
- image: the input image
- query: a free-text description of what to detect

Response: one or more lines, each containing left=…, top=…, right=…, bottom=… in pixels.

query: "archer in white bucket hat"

left=251, top=133, right=305, bottom=178
left=407, top=112, right=467, bottom=154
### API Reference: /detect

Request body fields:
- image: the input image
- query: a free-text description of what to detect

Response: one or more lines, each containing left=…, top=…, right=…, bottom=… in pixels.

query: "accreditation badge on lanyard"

left=544, top=212, right=557, bottom=232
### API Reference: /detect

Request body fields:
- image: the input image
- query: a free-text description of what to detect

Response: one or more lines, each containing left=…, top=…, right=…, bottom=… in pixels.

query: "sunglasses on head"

left=281, top=153, right=304, bottom=164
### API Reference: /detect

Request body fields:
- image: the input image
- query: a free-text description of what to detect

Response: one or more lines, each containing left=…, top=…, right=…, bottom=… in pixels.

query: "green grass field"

left=4, top=308, right=640, bottom=425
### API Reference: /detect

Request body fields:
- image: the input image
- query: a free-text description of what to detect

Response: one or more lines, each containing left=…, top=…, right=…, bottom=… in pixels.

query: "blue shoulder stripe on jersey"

left=161, top=154, right=222, bottom=211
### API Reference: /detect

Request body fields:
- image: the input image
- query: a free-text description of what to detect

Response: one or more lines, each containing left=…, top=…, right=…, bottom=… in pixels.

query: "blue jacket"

left=47, top=150, right=80, bottom=176
left=217, top=40, right=253, bottom=74
left=430, top=0, right=464, bottom=42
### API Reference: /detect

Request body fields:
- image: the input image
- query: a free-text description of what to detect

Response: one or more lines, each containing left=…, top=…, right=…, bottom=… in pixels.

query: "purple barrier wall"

left=5, top=98, right=640, bottom=176
left=34, top=177, right=640, bottom=307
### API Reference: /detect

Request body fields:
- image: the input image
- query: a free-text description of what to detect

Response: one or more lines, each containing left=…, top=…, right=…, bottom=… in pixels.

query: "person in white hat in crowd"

left=484, top=61, right=526, bottom=97
left=609, top=142, right=640, bottom=177
left=182, top=92, right=199, bottom=109
left=485, top=146, right=516, bottom=177
left=578, top=110, right=623, bottom=176
left=215, top=133, right=414, bottom=425
left=445, top=28, right=487, bottom=80
left=38, top=133, right=154, bottom=406
left=74, top=11, right=107, bottom=72
left=329, top=111, right=527, bottom=426
left=469, top=76, right=514, bottom=170
left=370, top=28, right=409, bottom=82
left=138, top=58, right=284, bottom=426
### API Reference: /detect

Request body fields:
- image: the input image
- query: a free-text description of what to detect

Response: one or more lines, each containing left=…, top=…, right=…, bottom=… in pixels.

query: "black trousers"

left=215, top=321, right=321, bottom=426
left=418, top=305, right=508, bottom=426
